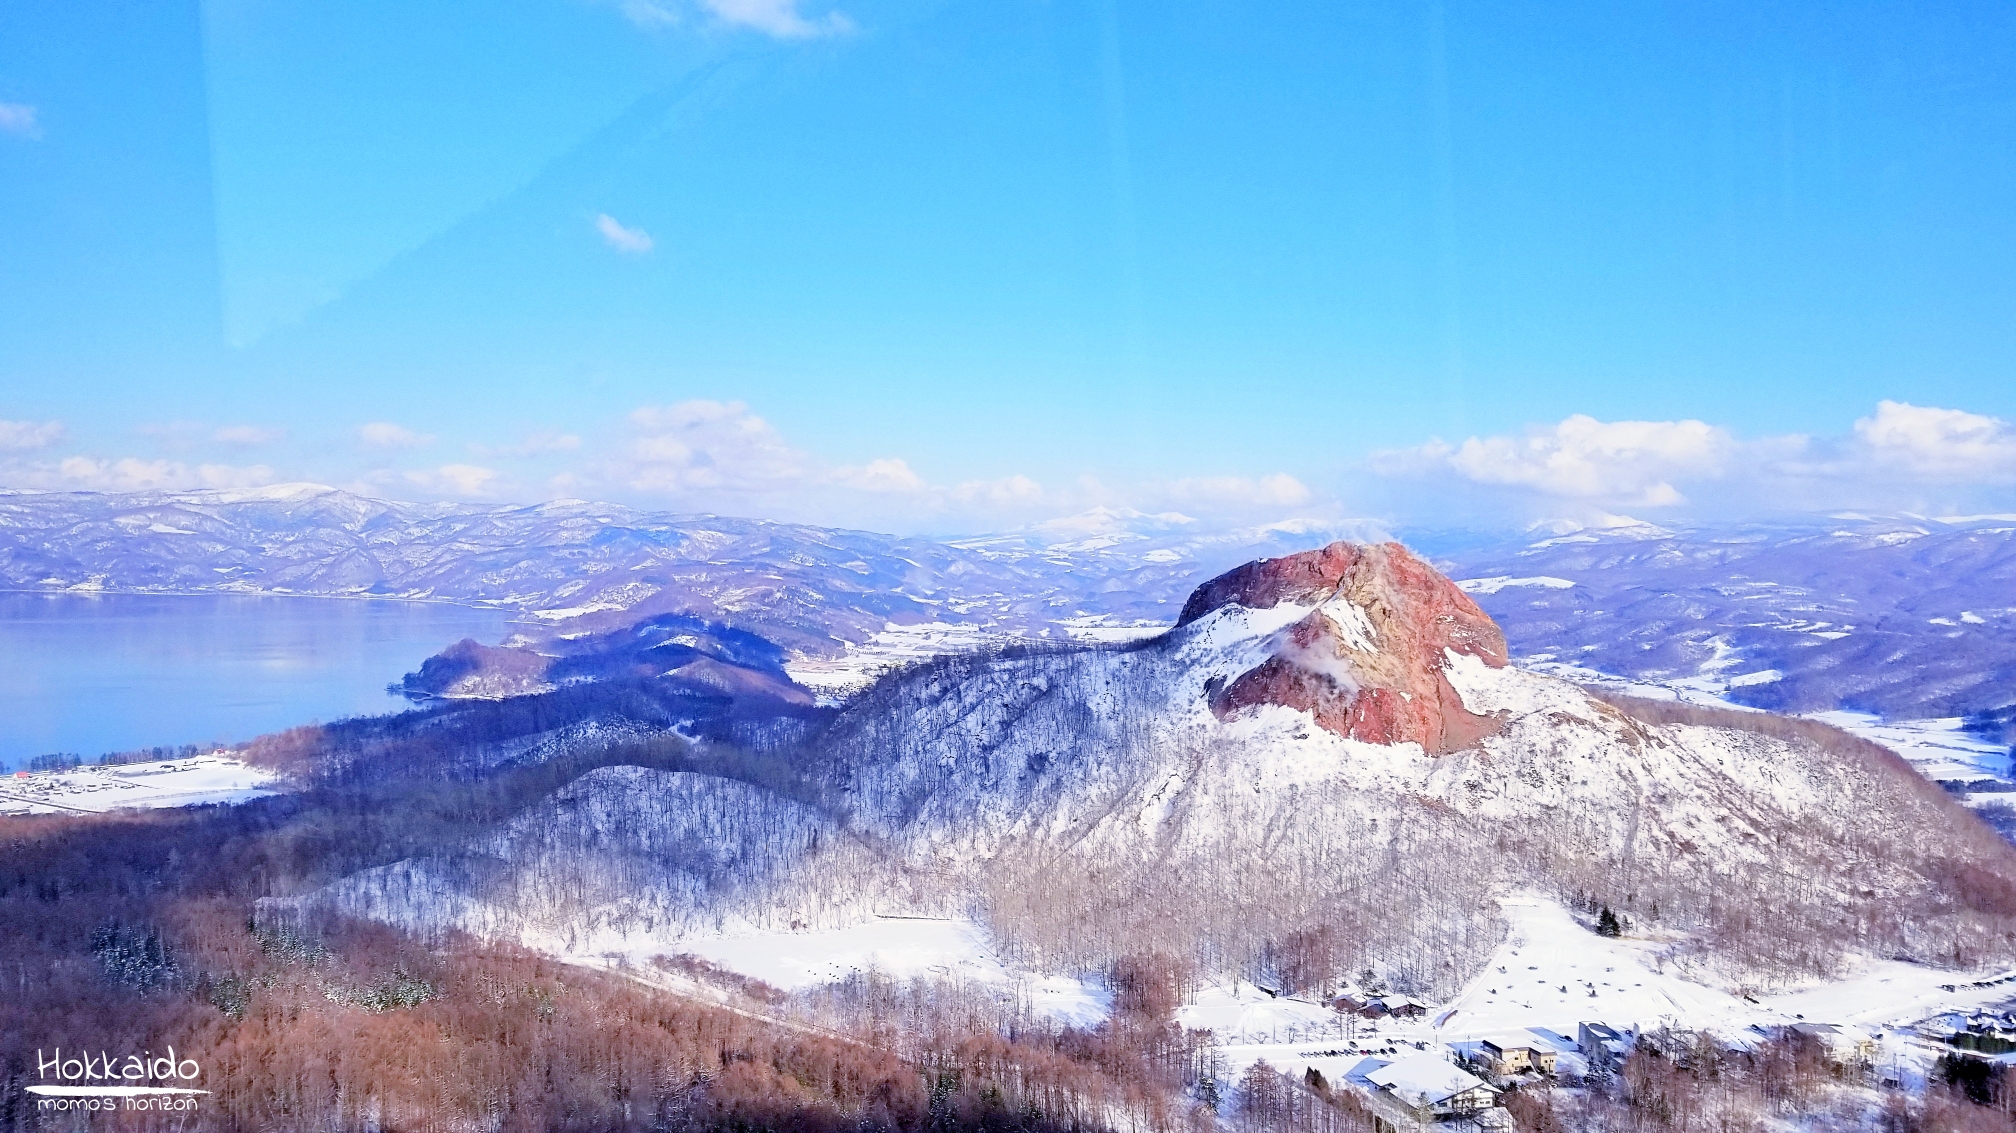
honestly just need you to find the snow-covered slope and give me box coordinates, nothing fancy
[266,766,912,954]
[265,540,2016,1000]
[812,542,2016,991]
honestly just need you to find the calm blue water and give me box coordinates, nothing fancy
[0,593,515,768]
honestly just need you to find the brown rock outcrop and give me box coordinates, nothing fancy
[1179,541,1508,754]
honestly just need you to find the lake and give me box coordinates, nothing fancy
[0,592,516,768]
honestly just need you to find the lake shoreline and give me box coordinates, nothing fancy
[0,593,515,769]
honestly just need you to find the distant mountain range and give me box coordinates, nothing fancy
[3,485,2012,727]
[1437,513,2016,726]
[0,485,1374,658]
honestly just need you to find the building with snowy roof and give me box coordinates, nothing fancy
[1479,1034,1557,1076]
[1579,1022,1628,1070]
[1381,995,1430,1019]
[1361,1052,1497,1120]
[1790,1023,1877,1065]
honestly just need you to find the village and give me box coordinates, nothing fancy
[1174,897,2016,1129]
[1186,978,2016,1131]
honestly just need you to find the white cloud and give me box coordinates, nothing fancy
[1164,473,1311,508]
[0,103,39,140]
[834,457,928,494]
[619,0,682,28]
[700,0,851,37]
[1383,414,1732,507]
[595,213,655,255]
[621,400,807,492]
[591,402,1323,529]
[212,424,287,447]
[1371,400,2016,520]
[1853,400,2016,480]
[617,0,848,37]
[57,457,179,491]
[44,457,273,492]
[406,463,501,497]
[358,422,435,449]
[0,419,63,450]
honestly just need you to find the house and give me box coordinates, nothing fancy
[1335,993,1431,1020]
[1579,1022,1629,1070]
[1791,1023,1877,1065]
[1941,1012,2016,1055]
[1383,996,1430,1020]
[1363,1053,1498,1121]
[1479,1036,1556,1076]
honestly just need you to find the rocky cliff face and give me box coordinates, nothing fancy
[1179,542,1506,754]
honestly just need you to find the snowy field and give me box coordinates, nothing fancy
[786,623,1025,701]
[1194,895,2016,1088]
[1806,711,2011,783]
[0,753,283,816]
[573,895,2016,1095]
[596,916,1112,1028]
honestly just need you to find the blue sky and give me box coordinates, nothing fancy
[3,0,2015,532]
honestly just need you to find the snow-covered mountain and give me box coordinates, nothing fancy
[281,541,2016,997]
[9,486,2014,730]
[1438,514,2016,725]
[395,613,813,704]
[0,486,1359,659]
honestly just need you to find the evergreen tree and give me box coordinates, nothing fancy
[1596,907,1623,937]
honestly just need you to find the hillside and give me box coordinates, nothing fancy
[285,541,2016,1000]
[810,542,2016,991]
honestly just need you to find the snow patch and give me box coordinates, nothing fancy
[1441,652,1589,719]
[664,918,1111,1028]
[1456,576,1576,595]
[1317,594,1379,653]
[1726,669,1783,688]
